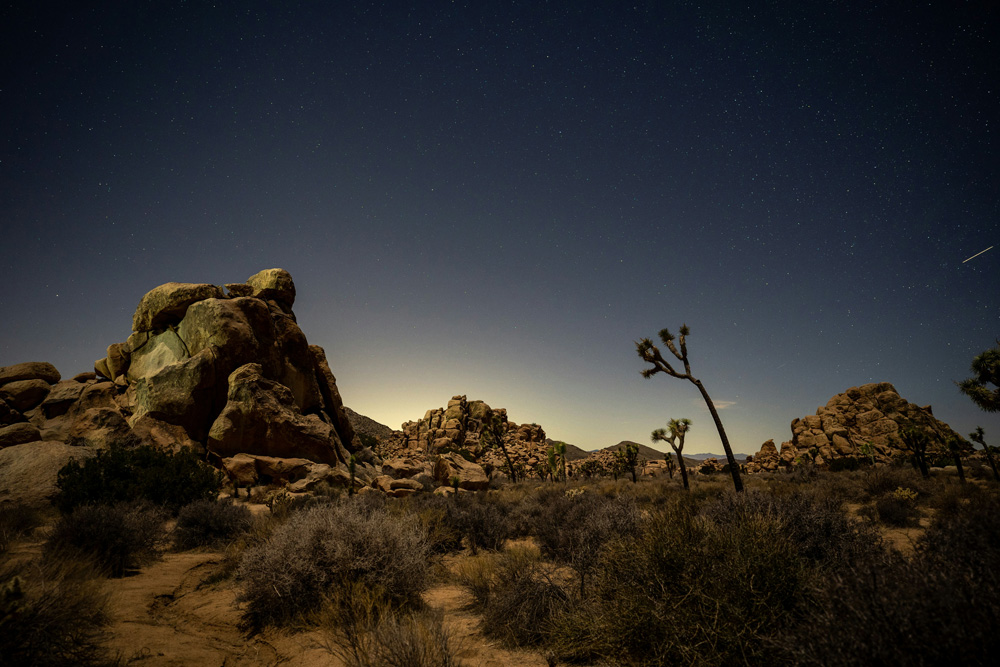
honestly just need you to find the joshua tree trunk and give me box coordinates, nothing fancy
[693,380,743,492]
[673,445,689,490]
[949,439,967,484]
[984,446,1000,482]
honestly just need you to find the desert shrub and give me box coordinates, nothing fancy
[54,443,222,515]
[549,494,816,665]
[173,499,253,550]
[450,495,510,553]
[0,501,42,554]
[236,499,429,631]
[45,502,166,577]
[860,465,913,498]
[0,557,118,666]
[533,492,639,595]
[455,544,566,647]
[704,491,885,567]
[869,488,919,527]
[777,494,1000,666]
[398,494,463,554]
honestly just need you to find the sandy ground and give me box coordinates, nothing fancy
[101,549,551,667]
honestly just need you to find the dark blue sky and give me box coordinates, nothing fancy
[2,1,997,452]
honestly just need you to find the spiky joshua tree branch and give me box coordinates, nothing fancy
[637,325,744,492]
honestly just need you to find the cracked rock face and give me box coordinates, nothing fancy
[748,382,968,471]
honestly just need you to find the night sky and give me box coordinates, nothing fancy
[2,1,997,454]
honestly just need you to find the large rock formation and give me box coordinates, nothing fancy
[0,269,365,504]
[747,382,968,471]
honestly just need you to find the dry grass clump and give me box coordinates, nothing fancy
[450,495,511,553]
[172,499,253,550]
[0,501,42,554]
[236,499,429,631]
[0,557,120,666]
[321,582,462,667]
[45,502,167,578]
[455,543,567,647]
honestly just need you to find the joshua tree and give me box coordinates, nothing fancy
[664,454,677,479]
[947,437,967,484]
[652,418,692,490]
[898,425,930,479]
[614,442,641,483]
[637,326,744,492]
[482,413,518,483]
[969,427,999,482]
[548,441,568,482]
[958,342,1000,412]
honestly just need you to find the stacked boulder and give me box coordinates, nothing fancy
[376,395,549,493]
[2,269,369,504]
[747,382,967,471]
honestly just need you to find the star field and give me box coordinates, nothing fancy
[2,1,997,452]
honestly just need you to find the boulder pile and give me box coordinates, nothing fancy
[1,269,372,504]
[373,395,551,494]
[747,382,968,472]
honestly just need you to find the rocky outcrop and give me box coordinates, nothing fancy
[749,382,968,469]
[0,269,364,504]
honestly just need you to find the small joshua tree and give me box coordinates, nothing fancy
[614,443,641,483]
[958,342,1000,412]
[636,326,744,492]
[664,454,677,479]
[547,442,567,482]
[969,427,999,482]
[898,425,930,479]
[482,413,518,483]
[652,418,692,490]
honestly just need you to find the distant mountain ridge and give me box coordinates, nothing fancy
[687,452,749,463]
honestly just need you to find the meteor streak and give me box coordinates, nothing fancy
[962,245,994,263]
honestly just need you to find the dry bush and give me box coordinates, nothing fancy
[0,557,119,666]
[236,499,429,631]
[45,502,166,577]
[397,494,463,554]
[322,584,463,667]
[451,495,510,553]
[861,465,916,498]
[777,491,1000,666]
[173,499,253,550]
[533,491,639,595]
[548,491,882,665]
[0,501,42,554]
[455,544,566,647]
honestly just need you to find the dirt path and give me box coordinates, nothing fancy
[424,582,550,667]
[104,552,331,666]
[102,550,550,666]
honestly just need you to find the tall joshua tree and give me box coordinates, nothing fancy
[652,417,692,490]
[482,413,518,483]
[637,326,744,492]
[958,342,1000,412]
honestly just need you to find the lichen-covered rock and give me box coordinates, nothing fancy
[131,282,225,332]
